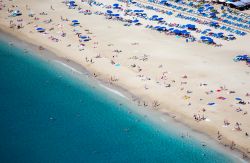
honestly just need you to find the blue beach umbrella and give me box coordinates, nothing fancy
[107,10,113,14]
[134,9,144,13]
[201,36,214,43]
[181,30,190,35]
[186,24,196,30]
[113,3,119,8]
[80,35,88,39]
[156,26,166,31]
[166,11,173,15]
[69,1,76,7]
[159,27,166,30]
[132,19,139,23]
[235,97,242,101]
[160,0,168,3]
[210,22,219,27]
[206,37,213,43]
[113,14,120,17]
[173,29,181,35]
[36,27,44,31]
[201,36,207,39]
[36,27,45,32]
[207,102,215,106]
[72,20,79,23]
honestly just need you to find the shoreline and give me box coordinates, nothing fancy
[0,0,249,160]
[0,27,248,162]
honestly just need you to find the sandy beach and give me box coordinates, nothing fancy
[0,0,250,159]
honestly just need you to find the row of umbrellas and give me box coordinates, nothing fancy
[153,26,191,35]
[36,19,80,32]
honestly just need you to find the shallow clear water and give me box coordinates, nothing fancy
[0,38,235,163]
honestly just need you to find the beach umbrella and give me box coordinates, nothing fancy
[69,1,76,7]
[72,20,79,26]
[132,19,139,23]
[160,0,168,4]
[113,3,119,7]
[218,32,224,36]
[186,24,196,30]
[72,20,79,23]
[210,13,216,17]
[181,30,190,35]
[152,15,158,18]
[201,36,207,40]
[156,26,166,31]
[210,22,219,27]
[214,34,219,38]
[107,10,113,14]
[80,35,88,39]
[173,29,181,35]
[36,27,45,32]
[36,27,44,30]
[134,10,144,13]
[206,37,213,43]
[207,102,215,106]
[113,14,120,17]
[207,37,214,43]
[201,36,214,43]
[159,27,166,30]
[160,0,168,3]
[235,97,242,101]
[166,11,173,15]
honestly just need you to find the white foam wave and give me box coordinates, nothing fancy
[54,61,82,74]
[99,84,128,99]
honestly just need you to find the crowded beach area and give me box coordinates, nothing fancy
[0,0,250,159]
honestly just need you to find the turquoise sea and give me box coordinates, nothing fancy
[0,36,238,163]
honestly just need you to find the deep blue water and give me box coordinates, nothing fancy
[0,38,236,163]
